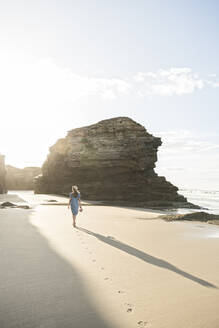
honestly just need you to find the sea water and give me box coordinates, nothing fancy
[179,188,219,215]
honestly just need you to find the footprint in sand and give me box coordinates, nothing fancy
[100,267,104,270]
[92,259,96,262]
[104,277,109,280]
[124,303,133,313]
[137,321,148,327]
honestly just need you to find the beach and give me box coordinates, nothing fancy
[1,191,219,328]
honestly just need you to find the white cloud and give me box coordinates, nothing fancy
[133,72,148,82]
[156,130,219,154]
[0,56,132,116]
[206,80,219,88]
[133,67,205,96]
[1,54,218,118]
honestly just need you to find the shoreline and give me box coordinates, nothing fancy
[2,190,219,225]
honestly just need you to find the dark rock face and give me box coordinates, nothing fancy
[161,212,219,225]
[6,166,41,190]
[0,154,7,194]
[0,201,30,209]
[34,117,196,208]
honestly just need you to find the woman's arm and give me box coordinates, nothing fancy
[78,195,82,209]
[68,195,71,209]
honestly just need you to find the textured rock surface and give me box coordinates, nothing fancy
[34,117,197,208]
[6,166,41,190]
[161,211,219,225]
[0,201,30,209]
[0,154,7,193]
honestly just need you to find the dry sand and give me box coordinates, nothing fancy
[0,191,219,328]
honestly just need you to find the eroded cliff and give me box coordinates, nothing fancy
[34,117,197,208]
[6,166,41,190]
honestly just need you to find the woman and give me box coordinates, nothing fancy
[68,185,82,228]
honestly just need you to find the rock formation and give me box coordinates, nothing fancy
[0,202,30,209]
[0,154,7,193]
[6,166,41,190]
[34,117,198,208]
[161,212,219,225]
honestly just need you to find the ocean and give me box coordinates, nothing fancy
[179,188,219,215]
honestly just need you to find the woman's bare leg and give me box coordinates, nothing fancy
[72,214,76,227]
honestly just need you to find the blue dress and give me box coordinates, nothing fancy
[69,192,80,215]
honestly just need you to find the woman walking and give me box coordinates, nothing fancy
[68,185,82,228]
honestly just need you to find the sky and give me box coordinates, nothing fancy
[0,0,219,190]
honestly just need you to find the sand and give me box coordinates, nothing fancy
[0,191,219,328]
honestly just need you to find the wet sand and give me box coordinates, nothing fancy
[0,191,219,328]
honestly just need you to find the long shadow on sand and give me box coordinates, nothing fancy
[0,206,113,328]
[78,227,217,289]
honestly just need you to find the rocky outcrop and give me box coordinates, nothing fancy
[0,154,7,193]
[34,117,198,208]
[6,166,41,190]
[161,212,219,225]
[0,202,30,209]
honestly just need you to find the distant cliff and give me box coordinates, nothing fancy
[0,154,7,193]
[6,166,41,190]
[34,117,198,208]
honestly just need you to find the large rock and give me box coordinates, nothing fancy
[34,117,198,208]
[0,154,7,193]
[0,201,30,209]
[161,212,219,225]
[6,166,41,190]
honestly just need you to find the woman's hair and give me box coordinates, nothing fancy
[72,185,79,198]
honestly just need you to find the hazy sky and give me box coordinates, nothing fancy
[0,0,219,190]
